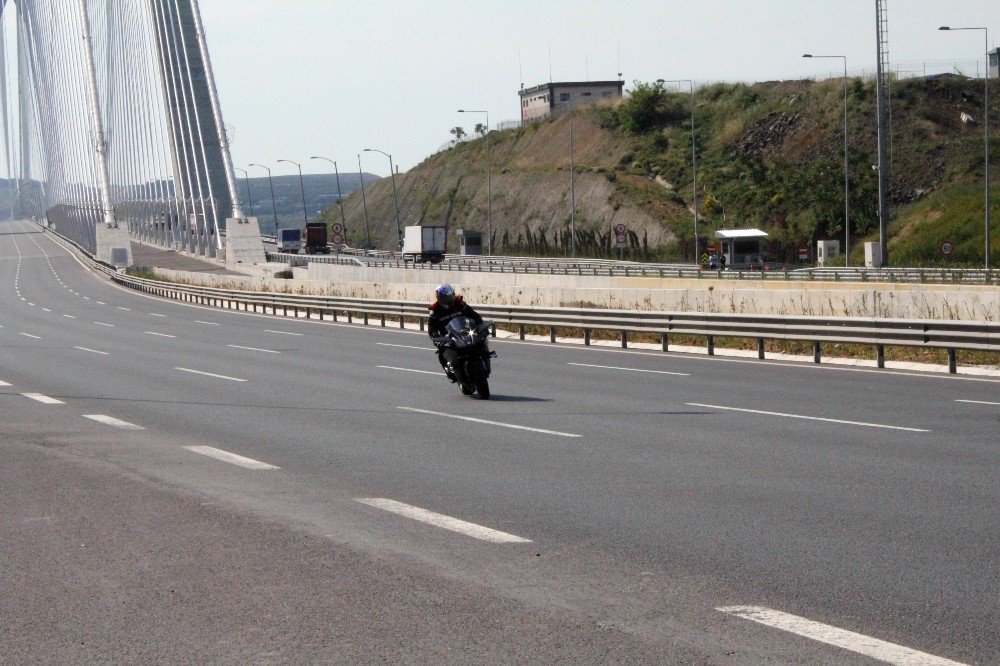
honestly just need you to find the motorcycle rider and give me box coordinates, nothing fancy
[428,283,483,382]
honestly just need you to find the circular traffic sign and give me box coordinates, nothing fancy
[331,222,345,234]
[613,223,626,234]
[940,240,954,257]
[331,233,345,245]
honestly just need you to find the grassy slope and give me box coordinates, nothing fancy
[320,76,997,266]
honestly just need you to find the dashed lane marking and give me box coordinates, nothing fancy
[568,362,690,377]
[174,367,247,382]
[148,313,166,317]
[398,406,581,438]
[62,314,76,319]
[117,306,130,311]
[18,332,41,339]
[183,446,278,470]
[0,380,11,387]
[716,606,965,665]
[687,403,930,433]
[74,346,110,355]
[377,365,438,375]
[264,329,303,336]
[145,331,176,338]
[194,320,219,326]
[356,498,531,544]
[954,399,1000,406]
[376,342,430,351]
[21,393,64,405]
[83,414,144,430]
[227,344,281,354]
[94,322,115,327]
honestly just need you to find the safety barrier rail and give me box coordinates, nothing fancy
[38,224,999,374]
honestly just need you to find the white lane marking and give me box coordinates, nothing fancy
[183,446,278,470]
[83,414,144,430]
[62,314,76,319]
[377,365,438,375]
[174,367,247,382]
[117,306,130,311]
[97,301,106,305]
[568,362,690,377]
[227,344,281,354]
[42,308,51,312]
[148,313,166,317]
[74,346,109,355]
[398,406,581,438]
[82,296,90,300]
[264,329,303,336]
[716,606,965,666]
[356,498,531,544]
[687,403,930,433]
[955,399,1000,406]
[18,332,41,339]
[94,322,115,327]
[145,331,176,338]
[194,320,219,326]
[0,380,11,387]
[28,302,34,306]
[21,393,64,405]
[377,342,429,351]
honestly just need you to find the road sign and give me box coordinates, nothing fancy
[798,246,809,260]
[615,233,628,249]
[940,240,954,257]
[613,223,626,234]
[331,222,345,234]
[331,233,345,245]
[707,242,720,252]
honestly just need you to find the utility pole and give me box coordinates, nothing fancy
[875,0,890,267]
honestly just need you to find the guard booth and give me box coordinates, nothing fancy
[715,228,768,269]
[456,228,483,255]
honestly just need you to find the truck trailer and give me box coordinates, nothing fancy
[401,225,447,263]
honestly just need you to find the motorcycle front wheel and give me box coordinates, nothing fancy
[475,377,490,400]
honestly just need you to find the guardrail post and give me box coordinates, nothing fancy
[876,344,885,368]
[549,326,556,343]
[519,324,525,340]
[757,338,765,359]
[399,315,405,329]
[306,307,312,319]
[813,341,821,364]
[584,329,591,346]
[707,335,715,355]
[333,310,338,322]
[621,330,628,348]
[948,349,957,374]
[364,313,369,325]
[661,333,668,352]
[319,309,324,321]
[419,316,424,331]
[348,311,353,323]
[490,323,497,337]
[380,314,386,327]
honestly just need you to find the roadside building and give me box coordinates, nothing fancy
[990,48,998,80]
[519,80,625,123]
[715,228,769,268]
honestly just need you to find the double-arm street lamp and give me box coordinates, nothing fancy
[277,159,309,226]
[248,163,279,232]
[234,167,255,217]
[940,26,991,269]
[363,148,403,249]
[659,79,699,263]
[310,156,348,242]
[802,54,851,265]
[458,109,492,254]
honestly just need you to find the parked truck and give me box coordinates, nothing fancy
[277,227,303,254]
[304,222,330,254]
[401,225,447,263]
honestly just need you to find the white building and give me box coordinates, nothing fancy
[519,80,625,123]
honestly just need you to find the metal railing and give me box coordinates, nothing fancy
[38,224,998,375]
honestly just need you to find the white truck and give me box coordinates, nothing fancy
[277,227,303,254]
[401,225,447,263]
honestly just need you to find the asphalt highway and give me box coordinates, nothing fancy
[1,219,997,664]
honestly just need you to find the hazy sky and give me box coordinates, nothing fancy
[200,1,999,178]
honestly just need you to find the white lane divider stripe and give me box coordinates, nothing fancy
[568,362,690,377]
[377,365,438,375]
[174,367,247,382]
[954,399,1000,406]
[194,320,219,326]
[398,406,581,438]
[74,346,109,355]
[376,342,429,351]
[356,498,531,544]
[183,446,278,470]
[83,414,144,430]
[117,306,130,311]
[42,308,51,312]
[687,403,929,433]
[148,313,166,317]
[145,331,176,338]
[62,314,76,319]
[264,329,303,336]
[227,344,281,354]
[0,380,11,387]
[21,393,64,405]
[716,606,965,665]
[19,332,41,339]
[94,322,115,327]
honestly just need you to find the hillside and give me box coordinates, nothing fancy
[321,75,998,266]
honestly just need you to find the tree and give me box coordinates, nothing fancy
[449,126,467,140]
[474,123,487,137]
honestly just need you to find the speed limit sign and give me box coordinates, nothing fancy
[331,222,345,234]
[331,232,345,245]
[613,223,626,234]
[940,240,954,257]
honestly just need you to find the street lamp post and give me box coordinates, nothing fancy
[803,54,850,265]
[659,79,699,264]
[248,163,279,232]
[310,156,348,242]
[940,26,991,269]
[363,148,403,249]
[458,109,492,254]
[358,154,372,250]
[234,167,255,217]
[277,159,309,226]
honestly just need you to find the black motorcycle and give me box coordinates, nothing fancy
[434,316,496,399]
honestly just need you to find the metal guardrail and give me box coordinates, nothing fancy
[39,225,998,375]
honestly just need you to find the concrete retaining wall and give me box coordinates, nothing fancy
[148,263,1000,321]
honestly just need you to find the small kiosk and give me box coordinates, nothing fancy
[456,228,483,255]
[715,228,768,269]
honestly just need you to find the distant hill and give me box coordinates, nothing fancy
[315,76,997,266]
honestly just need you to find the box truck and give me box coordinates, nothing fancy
[401,225,447,263]
[304,222,330,254]
[277,227,303,253]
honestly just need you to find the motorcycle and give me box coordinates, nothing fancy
[434,316,496,399]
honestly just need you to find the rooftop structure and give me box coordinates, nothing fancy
[518,80,624,123]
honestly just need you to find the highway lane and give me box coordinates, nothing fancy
[2,219,998,663]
